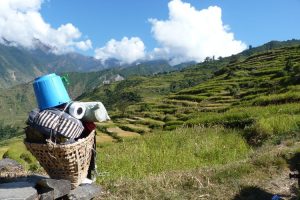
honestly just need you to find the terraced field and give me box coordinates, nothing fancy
[87,45,300,135]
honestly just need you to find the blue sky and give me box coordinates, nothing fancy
[41,0,300,50]
[0,0,299,64]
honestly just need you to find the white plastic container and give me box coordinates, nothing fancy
[81,102,110,122]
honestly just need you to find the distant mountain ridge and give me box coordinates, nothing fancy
[1,39,299,88]
[0,43,101,87]
[0,43,177,88]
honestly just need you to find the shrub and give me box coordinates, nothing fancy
[226,84,240,97]
[252,92,300,106]
[143,112,165,121]
[0,122,20,142]
[2,150,10,159]
[163,115,177,122]
[164,120,184,127]
[149,124,162,129]
[272,70,287,78]
[252,154,287,170]
[96,126,109,134]
[293,65,300,74]
[162,108,177,114]
[140,103,151,112]
[135,118,164,129]
[186,112,254,129]
[172,95,206,102]
[20,153,33,164]
[244,114,300,146]
[214,67,230,76]
[118,125,146,134]
[29,163,39,172]
[244,121,272,146]
[284,58,293,72]
[164,125,178,131]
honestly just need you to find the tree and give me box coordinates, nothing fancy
[0,121,19,141]
[284,58,293,72]
[115,92,142,115]
[229,55,239,64]
[293,65,300,74]
[103,80,142,115]
[204,57,210,62]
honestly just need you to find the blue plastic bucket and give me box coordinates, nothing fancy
[33,73,71,110]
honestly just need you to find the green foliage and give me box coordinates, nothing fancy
[212,164,254,184]
[293,65,300,74]
[133,118,164,129]
[272,70,287,78]
[171,94,206,102]
[20,152,33,164]
[244,114,300,146]
[1,138,37,171]
[226,84,240,96]
[97,80,143,114]
[164,120,184,127]
[0,122,20,141]
[97,127,250,182]
[169,79,204,92]
[116,92,142,115]
[284,58,294,72]
[139,103,151,112]
[252,92,300,106]
[118,124,148,134]
[28,163,40,172]
[186,112,255,129]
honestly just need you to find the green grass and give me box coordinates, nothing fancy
[186,111,255,129]
[0,136,39,171]
[170,94,207,102]
[118,124,150,134]
[97,126,250,182]
[98,136,300,200]
[252,92,300,106]
[130,117,165,129]
[244,114,300,146]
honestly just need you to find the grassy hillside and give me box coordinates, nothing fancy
[79,44,300,198]
[80,45,300,135]
[1,41,300,199]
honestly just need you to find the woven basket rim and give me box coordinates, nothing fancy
[24,130,95,148]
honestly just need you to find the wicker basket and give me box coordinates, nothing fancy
[24,131,95,188]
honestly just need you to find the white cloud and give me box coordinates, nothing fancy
[75,39,92,51]
[0,0,92,53]
[94,37,145,64]
[149,0,247,65]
